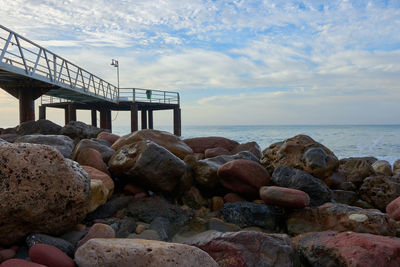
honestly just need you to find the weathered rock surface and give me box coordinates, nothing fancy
[82,165,114,199]
[394,159,400,172]
[339,157,375,185]
[218,159,270,197]
[184,230,293,267]
[261,135,339,180]
[75,238,219,267]
[204,147,231,158]
[272,166,332,206]
[292,231,400,267]
[97,131,120,145]
[0,143,90,245]
[109,140,186,193]
[14,134,74,158]
[72,138,115,162]
[111,129,193,159]
[89,179,109,213]
[76,148,109,174]
[184,136,239,153]
[287,202,398,236]
[26,233,75,257]
[15,119,62,135]
[331,190,358,205]
[231,141,263,159]
[60,121,104,140]
[359,176,400,210]
[372,160,392,176]
[260,186,310,208]
[386,196,400,221]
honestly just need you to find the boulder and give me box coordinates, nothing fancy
[88,179,109,213]
[82,166,114,199]
[59,121,104,141]
[109,140,186,193]
[75,148,109,174]
[286,202,398,236]
[76,223,115,248]
[221,202,284,231]
[75,238,218,267]
[14,135,74,158]
[184,136,239,153]
[181,186,207,209]
[0,137,7,143]
[339,157,375,185]
[0,143,90,246]
[97,131,120,145]
[111,129,193,159]
[386,196,400,220]
[29,243,75,267]
[394,159,400,172]
[272,166,332,206]
[15,119,62,135]
[261,135,339,180]
[359,176,400,210]
[260,186,310,209]
[331,190,357,205]
[0,134,19,143]
[292,231,400,267]
[231,141,262,159]
[26,233,75,257]
[72,138,115,162]
[184,230,293,267]
[372,160,392,176]
[204,147,231,158]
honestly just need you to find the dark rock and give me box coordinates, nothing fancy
[359,175,400,210]
[339,157,375,185]
[16,119,62,135]
[60,121,104,141]
[332,190,357,205]
[183,136,239,153]
[0,134,19,143]
[272,166,332,206]
[26,233,75,257]
[181,186,207,209]
[59,230,87,247]
[15,135,74,158]
[231,141,263,159]
[85,196,132,221]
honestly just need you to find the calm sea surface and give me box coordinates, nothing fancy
[113,125,400,165]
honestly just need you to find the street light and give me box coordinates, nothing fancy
[111,59,119,89]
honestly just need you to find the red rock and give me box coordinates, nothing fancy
[29,243,75,267]
[1,259,47,267]
[97,131,120,145]
[0,249,16,261]
[223,193,245,203]
[218,159,270,197]
[76,223,115,248]
[386,196,400,220]
[184,137,239,153]
[260,186,310,208]
[292,231,400,266]
[82,165,114,198]
[75,148,109,174]
[204,147,231,158]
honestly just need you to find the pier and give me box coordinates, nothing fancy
[0,25,181,136]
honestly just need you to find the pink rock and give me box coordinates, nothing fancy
[97,131,120,145]
[29,243,75,267]
[76,223,115,248]
[82,165,114,198]
[218,159,270,197]
[204,147,232,158]
[1,259,47,267]
[386,196,400,220]
[184,137,239,153]
[75,148,109,175]
[260,186,310,208]
[0,249,16,261]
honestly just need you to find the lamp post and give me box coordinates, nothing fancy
[111,59,119,89]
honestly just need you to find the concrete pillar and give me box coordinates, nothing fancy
[130,103,138,132]
[39,105,46,120]
[100,108,112,130]
[141,108,147,129]
[64,106,69,125]
[173,107,181,136]
[148,109,153,130]
[91,109,97,127]
[18,89,35,123]
[68,103,77,122]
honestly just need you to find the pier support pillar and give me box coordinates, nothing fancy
[141,108,147,129]
[39,105,46,120]
[130,103,138,132]
[19,89,35,123]
[91,109,97,127]
[148,109,153,130]
[173,107,181,136]
[100,108,112,131]
[68,103,77,122]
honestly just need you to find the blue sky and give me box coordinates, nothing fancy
[0,0,399,127]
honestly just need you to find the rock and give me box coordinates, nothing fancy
[338,181,357,191]
[88,179,109,213]
[292,231,400,267]
[85,196,132,221]
[339,157,375,185]
[261,135,339,180]
[60,121,104,141]
[82,166,114,199]
[0,134,19,143]
[184,136,239,153]
[75,148,109,174]
[1,259,46,267]
[14,134,74,158]
[218,159,270,197]
[221,202,284,231]
[372,160,392,176]
[75,238,218,267]
[359,176,400,210]
[181,186,207,209]
[394,159,400,172]
[111,129,193,159]
[0,249,16,261]
[72,138,115,162]
[128,229,161,240]
[0,143,90,246]
[332,190,358,205]
[0,138,6,144]
[109,140,186,193]
[15,119,62,135]
[184,231,293,267]
[26,233,75,257]
[286,202,398,236]
[260,186,310,209]
[211,196,224,211]
[29,243,75,267]
[386,196,400,220]
[113,217,137,238]
[204,147,231,158]
[224,192,245,203]
[231,141,263,159]
[60,230,87,247]
[272,166,332,206]
[76,223,115,248]
[353,199,375,209]
[97,131,120,145]
[206,218,241,232]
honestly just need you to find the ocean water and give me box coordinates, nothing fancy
[113,125,400,165]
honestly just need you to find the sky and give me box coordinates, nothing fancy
[0,0,399,128]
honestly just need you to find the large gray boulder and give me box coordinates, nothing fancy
[15,134,74,158]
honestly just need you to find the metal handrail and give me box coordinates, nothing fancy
[0,24,118,102]
[119,88,180,105]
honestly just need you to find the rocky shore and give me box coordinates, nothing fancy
[1,119,400,266]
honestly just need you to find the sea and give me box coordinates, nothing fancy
[113,125,400,165]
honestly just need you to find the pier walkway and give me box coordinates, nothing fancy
[0,25,181,135]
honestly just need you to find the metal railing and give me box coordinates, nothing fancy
[119,88,180,105]
[0,25,118,102]
[40,95,71,105]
